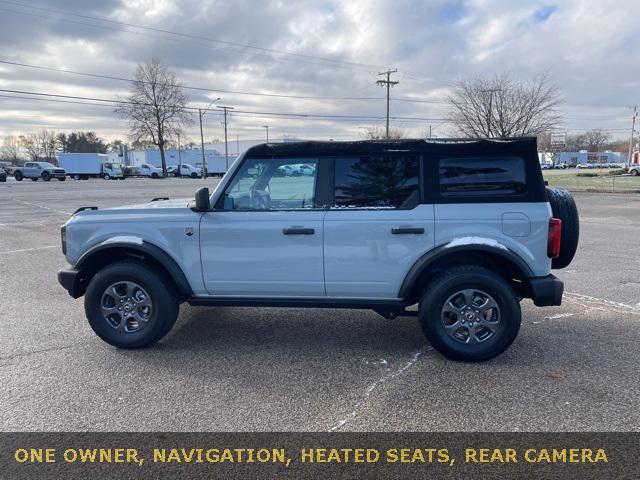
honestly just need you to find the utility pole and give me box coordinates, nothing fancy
[628,105,637,167]
[217,105,234,172]
[481,88,501,137]
[198,97,221,178]
[377,69,398,139]
[262,125,269,143]
[177,131,182,179]
[198,109,206,178]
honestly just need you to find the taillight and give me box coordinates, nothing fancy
[61,225,67,255]
[547,218,561,258]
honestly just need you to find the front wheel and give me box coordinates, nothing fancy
[418,266,521,362]
[190,172,198,178]
[103,174,111,180]
[42,171,51,181]
[84,261,180,349]
[14,171,22,181]
[631,169,639,176]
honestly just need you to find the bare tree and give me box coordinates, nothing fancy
[37,129,59,162]
[1,136,21,163]
[578,129,611,152]
[361,125,407,140]
[115,58,193,175]
[19,133,40,160]
[447,73,562,138]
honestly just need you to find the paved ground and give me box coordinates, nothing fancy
[1,179,639,431]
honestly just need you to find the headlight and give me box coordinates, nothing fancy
[61,225,67,255]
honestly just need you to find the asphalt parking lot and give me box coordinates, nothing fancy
[1,178,639,431]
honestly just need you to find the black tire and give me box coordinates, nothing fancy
[103,174,111,180]
[0,176,5,182]
[546,187,579,269]
[14,171,23,181]
[418,266,521,362]
[151,172,158,179]
[73,174,81,180]
[84,261,180,349]
[631,169,639,176]
[42,171,51,181]
[190,172,198,178]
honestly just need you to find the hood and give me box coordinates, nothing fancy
[109,197,192,210]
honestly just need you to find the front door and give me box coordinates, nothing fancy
[200,157,326,297]
[323,155,435,299]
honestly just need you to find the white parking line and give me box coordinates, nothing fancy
[0,245,58,255]
[11,199,72,215]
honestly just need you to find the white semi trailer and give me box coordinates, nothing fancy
[59,153,125,180]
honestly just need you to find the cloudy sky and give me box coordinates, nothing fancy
[0,0,638,144]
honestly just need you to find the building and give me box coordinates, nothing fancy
[539,151,626,166]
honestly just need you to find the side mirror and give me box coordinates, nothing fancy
[194,187,210,211]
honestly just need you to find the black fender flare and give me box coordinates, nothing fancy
[76,240,192,297]
[398,242,534,300]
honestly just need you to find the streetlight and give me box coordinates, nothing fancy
[262,125,269,143]
[199,97,221,178]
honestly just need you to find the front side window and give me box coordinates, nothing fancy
[334,156,420,209]
[223,157,318,210]
[439,156,526,196]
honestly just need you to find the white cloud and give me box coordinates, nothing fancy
[0,0,638,141]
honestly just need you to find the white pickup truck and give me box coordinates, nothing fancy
[13,162,66,181]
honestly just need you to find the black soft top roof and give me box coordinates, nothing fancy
[244,137,538,158]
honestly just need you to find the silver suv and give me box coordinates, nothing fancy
[58,138,579,361]
[14,162,66,181]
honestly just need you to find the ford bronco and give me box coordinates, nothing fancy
[58,138,579,361]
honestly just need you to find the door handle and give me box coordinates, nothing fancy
[283,227,315,235]
[391,227,424,234]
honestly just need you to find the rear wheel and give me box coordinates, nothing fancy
[418,266,521,362]
[73,174,81,180]
[84,261,180,348]
[14,171,22,181]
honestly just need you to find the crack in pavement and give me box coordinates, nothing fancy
[328,347,433,432]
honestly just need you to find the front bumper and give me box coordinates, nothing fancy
[530,274,564,306]
[57,267,87,299]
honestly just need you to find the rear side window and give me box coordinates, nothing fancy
[334,156,420,208]
[439,156,526,196]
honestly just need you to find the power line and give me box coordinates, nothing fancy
[0,0,383,73]
[0,59,450,105]
[0,89,450,123]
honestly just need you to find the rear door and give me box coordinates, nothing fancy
[199,156,326,296]
[323,155,434,299]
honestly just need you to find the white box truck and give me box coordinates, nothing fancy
[59,153,125,180]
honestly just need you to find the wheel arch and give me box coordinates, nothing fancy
[399,243,534,305]
[75,241,192,300]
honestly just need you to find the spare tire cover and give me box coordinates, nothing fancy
[546,187,579,269]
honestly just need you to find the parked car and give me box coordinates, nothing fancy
[13,162,66,181]
[57,138,579,362]
[138,163,164,178]
[629,165,640,176]
[168,164,202,178]
[0,168,6,182]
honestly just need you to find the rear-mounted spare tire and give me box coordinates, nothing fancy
[546,187,579,269]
